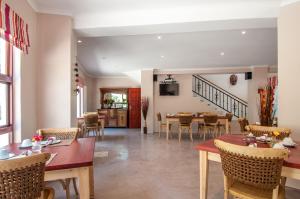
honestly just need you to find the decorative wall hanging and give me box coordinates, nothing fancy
[229,74,238,85]
[73,63,80,95]
[0,1,30,53]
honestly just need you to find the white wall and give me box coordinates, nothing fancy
[36,14,73,129]
[91,76,140,110]
[154,74,238,132]
[278,2,300,189]
[6,0,38,141]
[247,66,269,123]
[278,2,300,139]
[141,70,154,133]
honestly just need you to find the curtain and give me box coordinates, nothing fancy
[0,0,30,53]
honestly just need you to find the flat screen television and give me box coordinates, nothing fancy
[159,83,179,96]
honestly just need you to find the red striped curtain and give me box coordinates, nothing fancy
[0,0,30,53]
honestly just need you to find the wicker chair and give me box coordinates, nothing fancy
[37,128,79,199]
[157,112,171,138]
[215,140,288,199]
[177,112,193,115]
[218,113,233,135]
[0,153,54,199]
[238,117,249,133]
[245,125,291,140]
[84,113,101,138]
[178,115,193,142]
[38,128,79,141]
[203,114,219,140]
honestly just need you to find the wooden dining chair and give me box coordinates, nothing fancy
[84,113,101,139]
[0,153,54,199]
[157,112,171,138]
[215,139,288,199]
[218,112,233,135]
[178,115,193,142]
[197,112,212,135]
[238,117,249,134]
[203,114,219,140]
[37,128,79,199]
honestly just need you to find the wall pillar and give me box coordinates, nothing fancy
[247,66,268,124]
[141,69,154,134]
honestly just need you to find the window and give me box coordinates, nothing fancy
[0,38,13,146]
[76,86,84,117]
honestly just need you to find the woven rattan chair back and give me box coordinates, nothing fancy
[246,125,291,140]
[38,128,79,140]
[204,114,218,124]
[177,112,192,115]
[0,153,50,199]
[178,115,193,126]
[215,140,288,190]
[225,113,233,122]
[157,113,162,122]
[84,114,98,127]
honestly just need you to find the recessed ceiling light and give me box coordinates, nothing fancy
[77,40,82,43]
[220,52,225,56]
[160,55,165,58]
[241,30,247,35]
[157,36,162,40]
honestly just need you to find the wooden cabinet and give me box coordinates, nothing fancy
[97,109,128,128]
[117,110,127,127]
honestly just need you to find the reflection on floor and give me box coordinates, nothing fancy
[51,128,300,199]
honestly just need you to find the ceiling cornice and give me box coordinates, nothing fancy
[281,0,300,6]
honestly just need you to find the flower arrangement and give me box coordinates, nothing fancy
[141,96,149,134]
[257,76,277,126]
[273,131,280,138]
[32,135,43,142]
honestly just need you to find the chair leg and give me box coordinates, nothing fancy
[203,126,206,141]
[59,179,71,199]
[72,178,79,196]
[189,127,193,142]
[159,125,161,137]
[223,175,229,199]
[272,185,279,199]
[179,127,182,142]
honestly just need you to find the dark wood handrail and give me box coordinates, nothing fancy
[193,75,247,105]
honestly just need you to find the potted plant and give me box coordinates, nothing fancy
[141,97,149,134]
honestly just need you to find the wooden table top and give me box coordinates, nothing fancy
[195,135,300,169]
[5,138,96,171]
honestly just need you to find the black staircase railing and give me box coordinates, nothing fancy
[192,75,248,118]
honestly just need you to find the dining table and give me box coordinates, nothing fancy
[165,115,229,140]
[5,137,96,199]
[195,134,300,199]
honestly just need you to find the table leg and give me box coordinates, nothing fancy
[89,166,94,198]
[166,120,170,141]
[199,151,208,199]
[225,119,229,134]
[78,166,91,199]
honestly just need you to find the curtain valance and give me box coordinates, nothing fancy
[0,0,30,53]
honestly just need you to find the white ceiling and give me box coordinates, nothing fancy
[28,0,283,37]
[77,28,277,76]
[27,0,288,76]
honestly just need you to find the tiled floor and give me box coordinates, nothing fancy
[52,126,300,199]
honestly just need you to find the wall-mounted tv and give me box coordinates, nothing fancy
[159,83,179,96]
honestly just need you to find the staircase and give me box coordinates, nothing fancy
[192,75,248,118]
